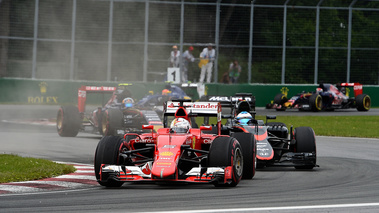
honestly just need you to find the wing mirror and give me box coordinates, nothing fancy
[200,126,212,131]
[142,125,154,130]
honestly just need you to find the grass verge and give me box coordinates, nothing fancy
[0,154,76,183]
[200,115,379,139]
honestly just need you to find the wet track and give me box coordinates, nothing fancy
[1,105,379,212]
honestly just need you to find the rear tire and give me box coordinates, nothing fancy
[208,137,243,187]
[356,94,371,111]
[309,94,322,112]
[231,132,256,179]
[102,108,123,136]
[274,93,288,111]
[294,127,316,170]
[94,136,124,187]
[56,105,81,137]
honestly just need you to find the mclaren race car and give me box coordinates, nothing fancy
[56,84,163,137]
[211,93,317,169]
[94,100,255,187]
[267,83,371,112]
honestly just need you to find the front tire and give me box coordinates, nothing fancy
[231,132,256,179]
[94,136,124,187]
[294,127,316,170]
[208,137,243,187]
[56,105,81,137]
[309,94,322,112]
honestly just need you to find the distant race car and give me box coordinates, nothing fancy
[267,83,371,112]
[135,84,191,116]
[94,99,255,187]
[56,84,163,137]
[211,93,317,169]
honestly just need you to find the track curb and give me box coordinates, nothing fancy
[0,163,97,195]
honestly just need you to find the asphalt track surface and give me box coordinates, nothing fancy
[1,105,379,212]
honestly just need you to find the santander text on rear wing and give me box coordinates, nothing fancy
[164,101,221,119]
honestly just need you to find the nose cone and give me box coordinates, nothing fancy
[151,162,177,179]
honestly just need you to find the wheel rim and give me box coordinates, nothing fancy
[234,147,243,176]
[364,97,371,109]
[57,111,63,130]
[102,114,108,134]
[316,96,322,110]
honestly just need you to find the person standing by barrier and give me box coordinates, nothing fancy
[228,59,241,84]
[170,45,180,68]
[199,44,215,83]
[181,46,195,83]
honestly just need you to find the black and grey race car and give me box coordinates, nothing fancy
[209,93,318,169]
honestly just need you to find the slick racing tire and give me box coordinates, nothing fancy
[56,105,81,137]
[102,108,123,136]
[356,94,371,111]
[294,126,316,170]
[309,93,322,112]
[208,137,243,187]
[94,136,124,187]
[231,132,256,179]
[274,93,288,111]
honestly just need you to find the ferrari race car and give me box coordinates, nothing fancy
[267,83,371,112]
[56,85,163,137]
[211,93,317,169]
[94,99,256,187]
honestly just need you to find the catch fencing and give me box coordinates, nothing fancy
[0,0,379,84]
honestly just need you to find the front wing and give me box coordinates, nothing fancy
[99,165,234,184]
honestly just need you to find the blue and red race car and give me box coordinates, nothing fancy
[267,83,371,112]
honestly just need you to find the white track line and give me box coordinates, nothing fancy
[142,202,379,213]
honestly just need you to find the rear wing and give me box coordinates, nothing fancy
[164,101,221,118]
[208,93,256,117]
[338,83,363,97]
[208,93,255,107]
[78,85,117,113]
[163,100,222,134]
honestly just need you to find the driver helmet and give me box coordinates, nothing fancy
[236,111,252,126]
[122,98,134,108]
[170,118,191,133]
[316,88,323,93]
[162,89,171,96]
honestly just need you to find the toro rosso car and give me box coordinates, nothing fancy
[94,100,255,187]
[56,84,163,137]
[213,93,317,169]
[268,83,371,112]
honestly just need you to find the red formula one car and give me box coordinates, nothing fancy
[267,83,371,112]
[57,84,163,137]
[94,100,254,187]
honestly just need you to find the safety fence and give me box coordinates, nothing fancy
[0,0,379,85]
